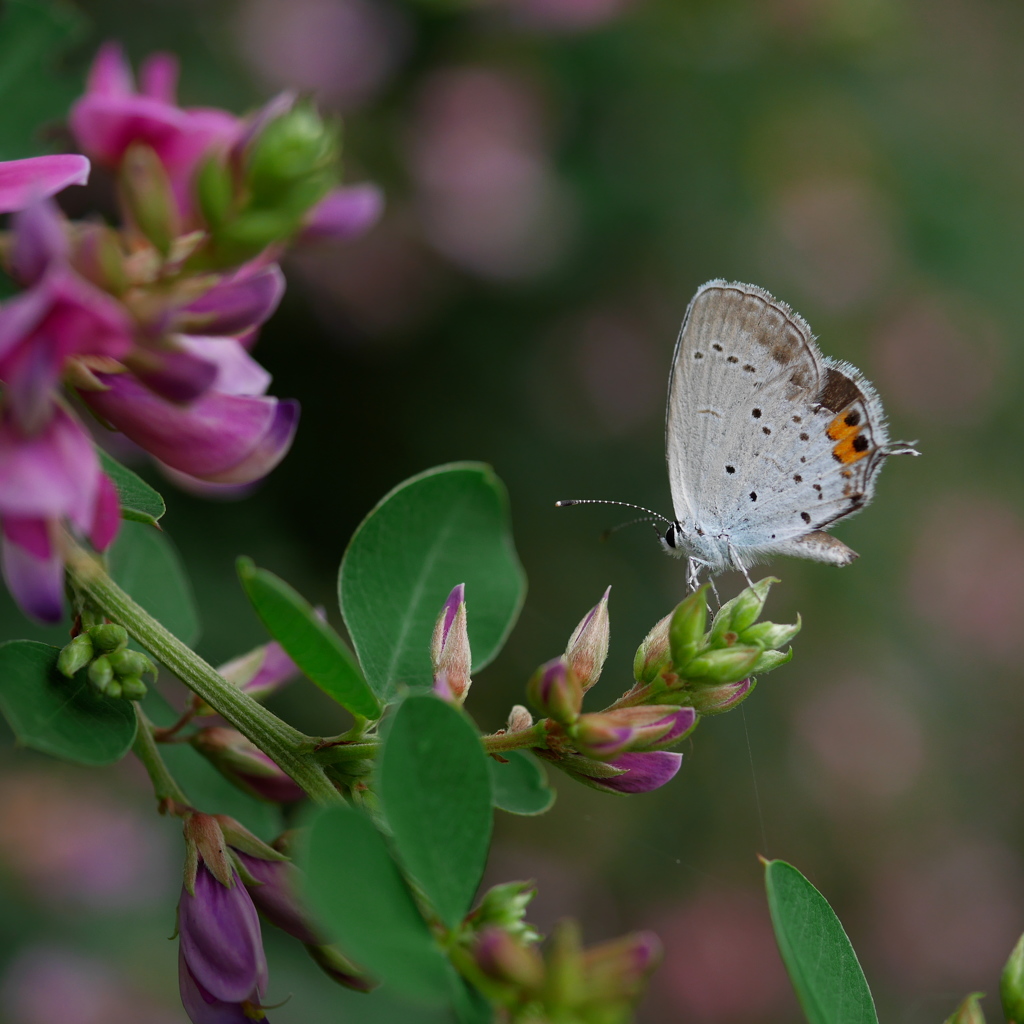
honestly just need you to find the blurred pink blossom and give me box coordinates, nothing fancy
[652,888,794,1022]
[410,68,574,280]
[873,294,1002,425]
[236,0,408,111]
[908,494,1024,662]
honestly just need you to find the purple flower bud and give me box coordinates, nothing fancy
[687,677,755,716]
[572,705,693,760]
[582,930,662,1001]
[10,199,69,286]
[527,657,583,725]
[216,640,301,704]
[572,715,636,760]
[192,727,306,804]
[431,583,472,703]
[549,749,683,795]
[565,586,610,691]
[178,265,285,337]
[236,852,320,944]
[177,863,268,1022]
[301,184,384,242]
[128,345,220,403]
[0,154,90,214]
[474,927,545,990]
[82,372,299,484]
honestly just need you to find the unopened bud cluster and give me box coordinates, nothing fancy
[58,623,155,700]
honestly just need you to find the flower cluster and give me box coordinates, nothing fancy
[0,44,381,623]
[177,813,371,1023]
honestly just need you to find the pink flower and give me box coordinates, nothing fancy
[82,371,298,485]
[0,155,90,214]
[301,184,384,242]
[69,43,240,218]
[0,405,119,622]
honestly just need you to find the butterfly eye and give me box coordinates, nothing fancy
[663,526,678,548]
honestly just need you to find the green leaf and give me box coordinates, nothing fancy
[339,463,526,699]
[0,641,136,765]
[108,521,201,646]
[236,558,380,719]
[378,694,493,929]
[142,690,281,841]
[99,450,166,526]
[0,0,86,159]
[764,859,878,1024]
[303,805,451,1003]
[490,750,555,816]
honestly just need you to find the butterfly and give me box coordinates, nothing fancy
[559,280,918,582]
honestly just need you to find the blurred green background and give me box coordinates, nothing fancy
[2,0,1024,1020]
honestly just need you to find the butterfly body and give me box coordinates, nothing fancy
[661,280,894,575]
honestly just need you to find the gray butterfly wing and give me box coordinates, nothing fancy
[665,280,889,566]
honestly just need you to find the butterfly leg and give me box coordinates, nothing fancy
[727,542,754,587]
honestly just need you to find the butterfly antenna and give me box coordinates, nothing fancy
[555,498,673,526]
[600,515,660,542]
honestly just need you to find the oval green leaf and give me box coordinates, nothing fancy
[236,558,381,719]
[490,750,556,816]
[98,450,166,525]
[764,859,878,1024]
[108,521,200,646]
[303,805,451,1003]
[339,463,526,699]
[378,694,493,929]
[0,641,137,765]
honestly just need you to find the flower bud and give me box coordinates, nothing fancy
[682,645,762,685]
[431,583,472,704]
[582,930,662,1002]
[87,655,113,693]
[468,881,539,942]
[108,648,156,679]
[507,704,533,732]
[944,993,986,1024]
[305,943,376,993]
[474,927,545,992]
[119,142,180,254]
[1002,932,1024,1024]
[119,676,148,701]
[195,153,235,230]
[633,612,673,685]
[572,706,685,760]
[88,623,128,653]
[565,587,610,691]
[749,648,793,675]
[527,657,583,725]
[58,633,94,678]
[687,677,756,716]
[709,577,778,642]
[105,678,122,699]
[669,586,709,669]
[192,727,306,803]
[738,616,802,649]
[545,919,585,1007]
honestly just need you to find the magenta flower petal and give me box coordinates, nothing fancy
[86,42,134,96]
[140,52,179,103]
[178,866,267,1004]
[83,373,298,484]
[0,155,90,213]
[0,406,99,522]
[1,517,52,560]
[178,947,256,1024]
[11,199,69,286]
[133,346,220,403]
[1,528,64,623]
[593,751,683,794]
[89,474,121,552]
[301,184,384,242]
[236,854,321,944]
[179,337,272,397]
[656,707,697,745]
[182,265,285,336]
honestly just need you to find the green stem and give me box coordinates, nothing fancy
[66,543,342,806]
[481,722,549,755]
[134,706,191,808]
[312,741,380,764]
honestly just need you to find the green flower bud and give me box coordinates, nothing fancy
[119,676,148,701]
[633,612,672,684]
[468,881,540,943]
[683,645,762,685]
[738,616,802,649]
[196,153,235,229]
[748,648,793,675]
[668,586,709,669]
[87,655,113,693]
[710,577,778,643]
[944,993,986,1024]
[119,142,180,254]
[527,658,583,725]
[688,677,756,716]
[105,678,122,700]
[108,648,155,679]
[544,919,585,1008]
[57,633,94,678]
[1002,932,1024,1024]
[88,624,128,653]
[246,104,338,209]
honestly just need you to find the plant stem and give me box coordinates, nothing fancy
[134,706,191,809]
[312,741,380,764]
[481,722,549,754]
[66,542,342,806]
